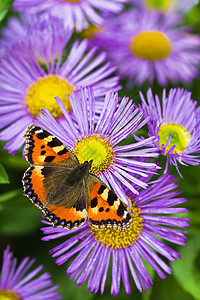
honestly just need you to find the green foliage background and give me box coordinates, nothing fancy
[0,1,200,299]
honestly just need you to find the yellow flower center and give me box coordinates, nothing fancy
[0,290,21,300]
[145,0,171,9]
[130,31,172,60]
[158,123,191,154]
[73,135,114,174]
[91,202,143,249]
[81,25,104,39]
[25,75,75,118]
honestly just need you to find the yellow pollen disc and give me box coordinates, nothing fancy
[73,135,114,174]
[91,202,143,249]
[25,75,75,118]
[0,290,21,300]
[158,123,191,154]
[130,31,172,60]
[145,0,171,10]
[81,25,104,39]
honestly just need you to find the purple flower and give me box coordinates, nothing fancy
[41,172,190,295]
[35,87,159,206]
[13,0,128,32]
[0,17,120,154]
[0,246,61,299]
[95,9,200,86]
[140,88,200,175]
[0,14,71,62]
[133,0,198,13]
[0,15,27,57]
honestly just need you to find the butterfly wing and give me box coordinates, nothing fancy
[23,126,87,229]
[24,125,78,166]
[87,176,132,231]
[23,165,88,229]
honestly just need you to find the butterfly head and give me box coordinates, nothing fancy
[80,160,93,173]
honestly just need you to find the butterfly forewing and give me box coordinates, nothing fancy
[24,125,77,166]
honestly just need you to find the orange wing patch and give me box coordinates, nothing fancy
[88,182,132,230]
[44,205,87,229]
[24,126,74,165]
[22,166,47,208]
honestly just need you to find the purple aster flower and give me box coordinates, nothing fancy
[140,88,200,175]
[0,15,28,57]
[13,0,128,32]
[35,86,159,205]
[95,9,200,86]
[133,0,198,13]
[41,172,190,295]
[0,245,61,299]
[0,14,70,62]
[0,21,120,154]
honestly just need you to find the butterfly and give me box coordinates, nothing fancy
[22,126,132,231]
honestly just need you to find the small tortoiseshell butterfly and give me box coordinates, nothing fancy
[22,126,132,231]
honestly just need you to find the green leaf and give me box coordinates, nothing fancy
[0,189,21,203]
[59,277,95,300]
[171,230,200,300]
[0,163,10,183]
[0,204,41,235]
[0,0,14,22]
[0,142,29,170]
[183,5,200,26]
[150,274,194,300]
[177,164,200,198]
[182,199,200,228]
[0,193,41,236]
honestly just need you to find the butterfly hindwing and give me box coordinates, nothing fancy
[42,205,87,229]
[22,165,88,230]
[24,125,77,165]
[87,179,132,231]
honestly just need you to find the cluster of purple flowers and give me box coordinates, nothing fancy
[0,246,61,299]
[0,0,200,298]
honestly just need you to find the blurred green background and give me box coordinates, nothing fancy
[1,1,200,299]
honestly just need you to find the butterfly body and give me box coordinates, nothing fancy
[23,126,132,231]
